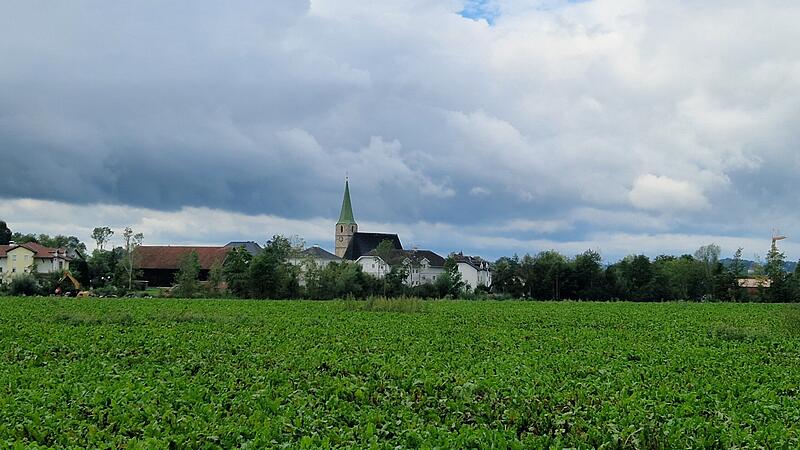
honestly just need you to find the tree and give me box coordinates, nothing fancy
[223,246,252,298]
[492,255,524,297]
[0,221,11,245]
[532,250,569,300]
[88,246,126,288]
[573,250,604,300]
[121,227,144,291]
[207,260,224,297]
[174,251,201,298]
[435,256,464,298]
[694,244,721,299]
[765,241,788,302]
[305,261,372,300]
[91,227,114,251]
[248,235,300,299]
[374,239,396,266]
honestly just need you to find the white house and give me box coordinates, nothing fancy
[452,252,492,290]
[357,249,447,286]
[0,242,71,282]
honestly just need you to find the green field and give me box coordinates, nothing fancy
[1,298,799,448]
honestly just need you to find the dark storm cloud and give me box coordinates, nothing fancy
[2,0,800,260]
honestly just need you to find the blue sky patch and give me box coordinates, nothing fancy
[459,0,499,25]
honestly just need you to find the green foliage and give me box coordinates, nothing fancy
[173,251,201,298]
[435,256,464,298]
[10,232,87,254]
[361,296,426,313]
[206,260,224,297]
[305,261,373,300]
[248,235,300,299]
[223,246,252,298]
[0,298,798,447]
[9,274,41,296]
[91,226,114,250]
[0,220,11,245]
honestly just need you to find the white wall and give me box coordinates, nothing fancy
[357,256,389,278]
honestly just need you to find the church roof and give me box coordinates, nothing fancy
[337,180,356,225]
[343,232,402,260]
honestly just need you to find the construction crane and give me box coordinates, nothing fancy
[772,229,787,248]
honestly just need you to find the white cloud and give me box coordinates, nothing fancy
[629,174,709,212]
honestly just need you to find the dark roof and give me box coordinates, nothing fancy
[225,241,263,256]
[365,248,445,267]
[343,232,402,260]
[301,246,340,261]
[452,252,491,271]
[134,246,230,270]
[0,243,71,260]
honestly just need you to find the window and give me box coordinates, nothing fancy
[12,268,16,273]
[12,255,16,262]
[340,225,343,232]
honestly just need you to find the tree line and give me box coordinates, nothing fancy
[2,219,798,302]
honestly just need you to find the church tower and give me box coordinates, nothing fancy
[335,179,358,258]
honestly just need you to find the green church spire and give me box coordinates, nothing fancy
[338,179,356,224]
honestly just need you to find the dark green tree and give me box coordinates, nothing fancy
[492,255,524,297]
[765,242,789,302]
[435,256,465,298]
[0,221,11,245]
[174,251,201,298]
[223,246,252,298]
[573,250,605,300]
[249,235,300,299]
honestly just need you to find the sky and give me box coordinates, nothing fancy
[2,0,800,263]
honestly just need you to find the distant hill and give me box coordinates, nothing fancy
[719,258,797,274]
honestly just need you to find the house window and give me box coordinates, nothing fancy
[12,255,16,262]
[12,268,16,273]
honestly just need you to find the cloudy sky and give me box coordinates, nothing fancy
[2,0,799,262]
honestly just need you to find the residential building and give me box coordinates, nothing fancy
[452,252,492,290]
[0,242,71,282]
[357,248,446,286]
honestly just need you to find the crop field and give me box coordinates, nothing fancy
[1,297,799,448]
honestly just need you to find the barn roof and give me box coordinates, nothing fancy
[134,246,230,270]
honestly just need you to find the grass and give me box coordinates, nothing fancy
[0,297,799,448]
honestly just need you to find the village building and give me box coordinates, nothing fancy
[452,252,492,290]
[357,248,447,286]
[335,179,403,260]
[0,242,71,282]
[134,246,230,287]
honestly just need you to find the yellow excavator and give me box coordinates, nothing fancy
[58,270,92,297]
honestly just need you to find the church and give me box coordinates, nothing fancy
[334,179,403,260]
[333,179,492,289]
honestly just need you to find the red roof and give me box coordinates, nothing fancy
[134,246,230,270]
[0,243,69,259]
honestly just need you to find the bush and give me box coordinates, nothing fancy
[10,274,41,296]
